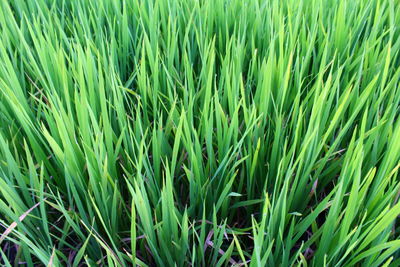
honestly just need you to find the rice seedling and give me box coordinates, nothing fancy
[0,0,399,266]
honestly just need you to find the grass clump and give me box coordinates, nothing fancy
[0,0,400,266]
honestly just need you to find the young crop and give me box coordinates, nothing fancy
[0,0,399,266]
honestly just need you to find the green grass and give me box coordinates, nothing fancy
[0,0,399,266]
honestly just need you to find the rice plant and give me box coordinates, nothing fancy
[0,0,399,266]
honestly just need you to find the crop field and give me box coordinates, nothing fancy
[0,0,400,266]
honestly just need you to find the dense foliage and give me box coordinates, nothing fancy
[0,0,400,266]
